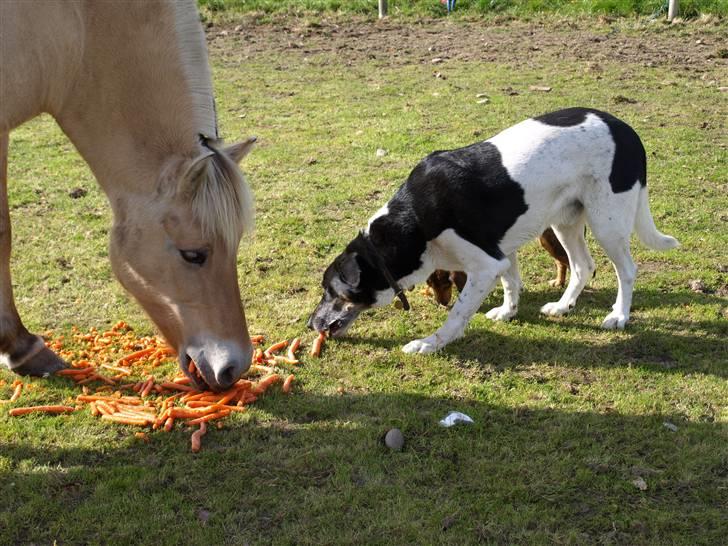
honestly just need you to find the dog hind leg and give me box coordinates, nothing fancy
[485,253,522,321]
[540,218,595,317]
[587,188,639,328]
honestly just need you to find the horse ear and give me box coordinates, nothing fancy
[224,137,257,164]
[180,150,214,196]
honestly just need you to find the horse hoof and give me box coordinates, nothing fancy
[11,344,67,377]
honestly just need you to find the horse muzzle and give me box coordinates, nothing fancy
[181,337,252,392]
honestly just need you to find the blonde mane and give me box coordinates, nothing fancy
[172,0,218,140]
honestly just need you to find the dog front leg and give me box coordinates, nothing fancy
[402,265,503,354]
[485,252,521,321]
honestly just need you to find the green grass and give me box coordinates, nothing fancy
[2,15,727,546]
[198,0,728,18]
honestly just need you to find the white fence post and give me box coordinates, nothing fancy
[379,0,388,19]
[668,0,679,20]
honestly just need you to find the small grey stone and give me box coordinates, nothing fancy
[688,279,706,293]
[384,428,404,451]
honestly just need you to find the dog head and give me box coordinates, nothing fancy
[308,237,395,337]
[426,270,455,306]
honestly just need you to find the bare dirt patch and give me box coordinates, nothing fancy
[208,16,728,76]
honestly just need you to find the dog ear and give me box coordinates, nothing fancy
[338,253,361,287]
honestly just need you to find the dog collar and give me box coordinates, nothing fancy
[359,231,410,311]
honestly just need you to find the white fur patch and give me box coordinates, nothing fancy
[365,204,389,235]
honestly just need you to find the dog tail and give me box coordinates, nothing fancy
[634,186,680,250]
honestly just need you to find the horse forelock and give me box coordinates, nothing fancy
[191,144,254,254]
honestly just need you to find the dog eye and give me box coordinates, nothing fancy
[179,249,208,266]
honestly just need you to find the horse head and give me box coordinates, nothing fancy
[109,137,256,391]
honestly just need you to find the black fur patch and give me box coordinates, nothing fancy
[364,141,528,281]
[535,107,646,194]
[533,107,589,127]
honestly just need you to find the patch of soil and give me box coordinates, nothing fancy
[208,16,727,74]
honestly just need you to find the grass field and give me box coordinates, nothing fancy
[1,13,727,546]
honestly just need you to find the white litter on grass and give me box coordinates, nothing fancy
[439,411,474,427]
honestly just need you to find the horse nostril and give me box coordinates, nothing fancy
[216,362,240,389]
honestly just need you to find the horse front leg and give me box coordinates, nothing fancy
[0,132,66,376]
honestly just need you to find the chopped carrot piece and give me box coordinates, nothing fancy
[100,414,150,426]
[263,340,288,358]
[187,410,230,426]
[282,374,295,394]
[190,421,207,452]
[159,381,196,392]
[287,338,301,361]
[9,383,23,402]
[310,331,326,357]
[118,347,155,365]
[9,405,75,416]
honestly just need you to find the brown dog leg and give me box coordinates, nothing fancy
[539,227,570,288]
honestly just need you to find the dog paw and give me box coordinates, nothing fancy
[601,312,629,330]
[540,302,572,316]
[548,278,565,288]
[402,337,439,354]
[485,305,517,321]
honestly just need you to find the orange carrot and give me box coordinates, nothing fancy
[100,363,132,375]
[168,407,221,419]
[251,374,281,395]
[310,331,326,357]
[282,374,295,394]
[163,416,175,432]
[187,410,230,426]
[190,421,207,452]
[140,377,155,397]
[9,383,23,402]
[264,340,288,358]
[118,347,155,364]
[55,368,94,377]
[100,414,150,426]
[9,405,75,416]
[287,338,301,361]
[159,381,196,392]
[271,355,300,366]
[95,401,116,415]
[250,335,265,344]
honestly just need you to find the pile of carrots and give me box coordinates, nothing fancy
[2,321,328,453]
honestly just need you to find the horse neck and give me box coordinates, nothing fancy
[53,0,216,202]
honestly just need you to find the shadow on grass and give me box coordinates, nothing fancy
[1,390,727,544]
[340,288,728,378]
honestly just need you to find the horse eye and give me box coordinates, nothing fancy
[179,249,208,266]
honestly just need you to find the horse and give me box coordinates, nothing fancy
[1,0,255,391]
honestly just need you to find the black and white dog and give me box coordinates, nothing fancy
[308,108,679,354]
